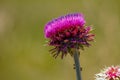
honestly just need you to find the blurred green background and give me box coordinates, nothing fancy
[0,0,120,80]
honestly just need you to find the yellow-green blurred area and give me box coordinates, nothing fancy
[0,0,120,80]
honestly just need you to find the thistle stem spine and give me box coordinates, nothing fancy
[73,49,82,80]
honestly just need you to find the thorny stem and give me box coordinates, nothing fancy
[73,49,82,80]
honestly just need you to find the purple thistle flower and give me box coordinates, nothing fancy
[44,13,94,59]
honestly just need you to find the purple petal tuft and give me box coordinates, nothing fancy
[44,13,86,38]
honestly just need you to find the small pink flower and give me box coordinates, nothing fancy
[95,66,120,80]
[105,66,120,79]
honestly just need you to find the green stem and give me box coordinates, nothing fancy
[73,49,82,80]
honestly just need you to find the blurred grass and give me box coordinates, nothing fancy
[0,0,120,80]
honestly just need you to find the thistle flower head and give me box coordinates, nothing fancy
[95,66,120,80]
[44,13,94,58]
